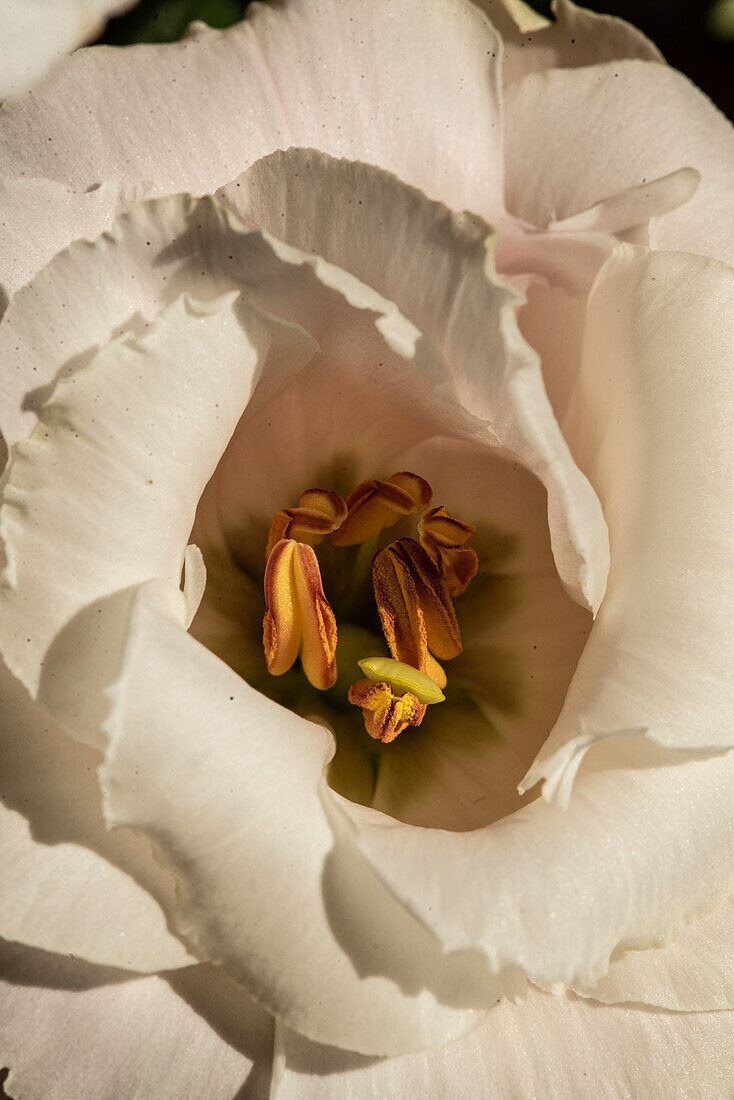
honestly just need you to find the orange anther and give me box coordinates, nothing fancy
[266,488,347,560]
[419,506,478,597]
[348,678,426,743]
[331,472,432,547]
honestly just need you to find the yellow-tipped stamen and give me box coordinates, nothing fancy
[331,471,432,547]
[418,505,479,597]
[263,539,337,689]
[265,488,347,560]
[357,656,445,705]
[348,678,427,743]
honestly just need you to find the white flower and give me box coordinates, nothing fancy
[1,1,733,1096]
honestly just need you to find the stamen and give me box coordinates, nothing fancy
[371,537,463,689]
[419,505,479,596]
[262,539,337,690]
[265,488,347,560]
[348,678,426,743]
[331,471,432,547]
[357,656,445,704]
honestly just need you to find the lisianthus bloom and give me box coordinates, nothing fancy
[1,1,734,1096]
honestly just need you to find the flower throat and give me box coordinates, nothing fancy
[262,472,478,743]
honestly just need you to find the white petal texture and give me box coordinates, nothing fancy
[339,741,734,997]
[482,0,660,93]
[101,582,503,1055]
[220,149,609,612]
[505,59,734,267]
[0,942,273,1100]
[0,0,504,221]
[525,246,734,796]
[0,1,135,100]
[0,657,195,971]
[274,986,734,1100]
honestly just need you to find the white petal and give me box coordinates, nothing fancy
[0,0,504,219]
[0,283,316,746]
[493,0,661,88]
[101,584,504,1056]
[0,658,194,971]
[0,943,272,1100]
[274,986,734,1100]
[339,743,734,993]
[0,176,151,309]
[506,59,734,267]
[221,148,609,612]
[524,247,734,796]
[580,892,734,1011]
[0,1,135,99]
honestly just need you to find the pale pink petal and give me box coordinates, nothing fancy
[0,658,195,971]
[101,584,504,1056]
[0,283,316,746]
[524,247,734,797]
[338,742,734,996]
[0,0,504,221]
[0,177,152,308]
[221,149,609,611]
[506,60,734,267]
[274,986,734,1099]
[0,943,272,1100]
[578,892,734,1012]
[491,0,661,88]
[0,1,135,99]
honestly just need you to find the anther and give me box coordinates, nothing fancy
[418,505,478,596]
[263,539,337,689]
[371,538,463,689]
[331,472,432,547]
[265,488,347,560]
[348,678,427,743]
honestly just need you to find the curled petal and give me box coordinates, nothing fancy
[331,472,432,547]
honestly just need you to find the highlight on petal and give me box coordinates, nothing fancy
[505,59,734,267]
[492,0,661,87]
[523,246,734,800]
[1,1,135,99]
[0,276,316,747]
[0,0,505,222]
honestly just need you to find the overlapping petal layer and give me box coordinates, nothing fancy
[505,59,734,267]
[0,942,272,1100]
[101,583,504,1055]
[221,149,609,611]
[0,0,504,222]
[274,985,734,1099]
[0,658,194,971]
[524,246,734,796]
[338,741,734,997]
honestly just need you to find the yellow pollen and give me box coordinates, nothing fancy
[262,538,337,690]
[331,471,432,547]
[260,473,478,744]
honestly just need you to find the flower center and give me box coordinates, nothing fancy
[262,472,478,743]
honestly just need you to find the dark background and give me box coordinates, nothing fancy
[99,0,734,120]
